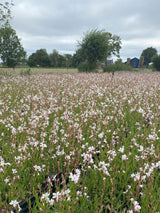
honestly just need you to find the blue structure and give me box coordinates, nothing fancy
[130,57,139,68]
[125,57,147,68]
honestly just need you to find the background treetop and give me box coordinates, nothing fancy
[0,1,14,27]
[141,47,157,66]
[76,29,121,71]
[0,25,26,68]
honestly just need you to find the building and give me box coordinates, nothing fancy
[107,59,113,66]
[125,57,147,68]
[130,57,139,68]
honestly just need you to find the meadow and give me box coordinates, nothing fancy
[0,67,78,77]
[0,71,160,212]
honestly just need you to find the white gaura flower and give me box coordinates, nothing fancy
[118,146,124,153]
[133,201,141,212]
[12,169,17,174]
[122,154,128,161]
[138,107,145,114]
[61,188,70,196]
[41,192,50,202]
[52,191,61,202]
[131,172,140,181]
[138,145,144,152]
[9,200,19,207]
[33,165,42,172]
[98,132,104,139]
[69,169,81,184]
[4,177,10,184]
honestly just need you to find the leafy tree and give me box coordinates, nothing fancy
[27,49,50,67]
[58,54,66,67]
[152,54,160,71]
[34,49,50,67]
[28,49,72,68]
[49,49,59,67]
[0,25,26,68]
[64,54,73,68]
[72,49,84,67]
[0,0,13,26]
[49,50,73,68]
[141,47,157,66]
[77,29,121,71]
[27,53,37,67]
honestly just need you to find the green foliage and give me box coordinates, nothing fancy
[78,63,98,72]
[27,53,37,67]
[152,54,160,71]
[148,63,155,71]
[76,29,121,72]
[103,59,133,72]
[28,49,50,67]
[34,49,50,67]
[20,68,31,76]
[49,49,59,67]
[28,49,74,68]
[141,47,157,66]
[0,25,26,68]
[0,1,14,26]
[72,49,84,68]
[57,54,66,67]
[64,54,73,68]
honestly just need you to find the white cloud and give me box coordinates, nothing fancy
[9,0,160,61]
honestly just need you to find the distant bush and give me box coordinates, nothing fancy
[103,61,133,72]
[152,55,160,71]
[78,63,98,72]
[148,63,156,71]
[20,68,31,76]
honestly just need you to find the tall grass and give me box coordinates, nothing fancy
[0,67,78,76]
[0,72,159,212]
[102,63,133,72]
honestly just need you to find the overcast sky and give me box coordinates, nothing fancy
[10,0,160,61]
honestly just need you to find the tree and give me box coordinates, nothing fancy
[64,54,73,68]
[34,49,50,67]
[0,25,26,68]
[27,49,50,67]
[141,47,157,66]
[77,29,121,71]
[49,49,59,67]
[152,54,160,71]
[57,54,66,67]
[27,53,37,67]
[72,49,84,67]
[0,1,13,27]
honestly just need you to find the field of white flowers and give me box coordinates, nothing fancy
[0,72,160,212]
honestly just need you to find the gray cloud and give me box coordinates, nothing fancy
[10,0,160,61]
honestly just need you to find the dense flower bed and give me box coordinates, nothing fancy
[0,73,160,212]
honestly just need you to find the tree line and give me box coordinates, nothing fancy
[1,1,160,71]
[0,1,121,70]
[28,49,75,68]
[27,29,122,69]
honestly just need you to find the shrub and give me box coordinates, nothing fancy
[103,62,133,72]
[152,55,160,71]
[20,68,31,75]
[78,63,98,72]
